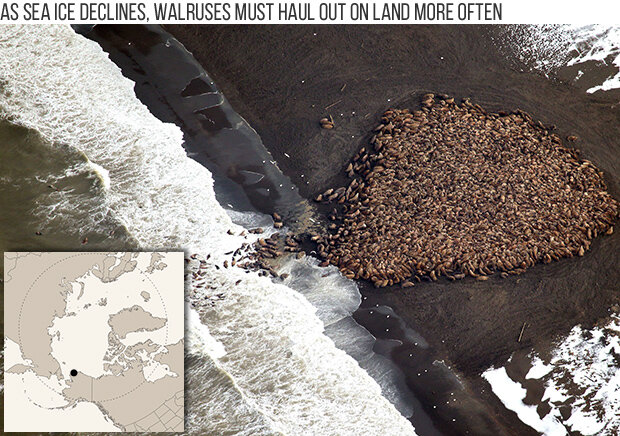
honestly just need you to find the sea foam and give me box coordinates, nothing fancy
[0,25,416,435]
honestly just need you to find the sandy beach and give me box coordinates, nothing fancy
[165,23,619,367]
[2,24,616,435]
[165,24,620,434]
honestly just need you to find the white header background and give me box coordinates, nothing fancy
[1,0,619,24]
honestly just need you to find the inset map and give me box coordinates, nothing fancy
[4,252,184,432]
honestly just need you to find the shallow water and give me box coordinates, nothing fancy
[164,23,620,435]
[1,23,618,436]
[88,24,311,223]
[0,24,417,435]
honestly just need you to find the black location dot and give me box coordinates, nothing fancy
[70,369,78,377]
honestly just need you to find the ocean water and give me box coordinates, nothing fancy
[0,120,135,252]
[495,25,620,94]
[0,25,416,435]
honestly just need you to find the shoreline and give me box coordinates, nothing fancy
[83,24,620,435]
[166,24,620,434]
[166,24,619,370]
[1,24,617,435]
[89,24,525,434]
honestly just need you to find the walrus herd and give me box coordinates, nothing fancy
[314,94,619,287]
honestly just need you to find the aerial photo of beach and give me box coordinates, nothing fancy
[1,23,619,435]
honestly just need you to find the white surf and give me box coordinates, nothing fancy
[0,25,416,435]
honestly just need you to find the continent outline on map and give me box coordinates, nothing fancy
[4,251,184,432]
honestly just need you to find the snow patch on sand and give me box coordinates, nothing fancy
[499,25,620,93]
[483,366,566,436]
[484,314,620,435]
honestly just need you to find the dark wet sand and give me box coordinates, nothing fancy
[167,24,619,434]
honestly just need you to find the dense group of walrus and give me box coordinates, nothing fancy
[312,94,618,287]
[186,224,306,307]
[187,93,618,294]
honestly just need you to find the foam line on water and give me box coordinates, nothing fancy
[187,254,416,434]
[0,25,416,435]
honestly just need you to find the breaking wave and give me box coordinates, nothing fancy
[0,25,415,435]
